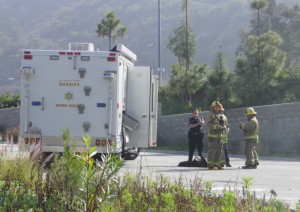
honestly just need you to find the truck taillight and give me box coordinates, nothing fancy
[36,138,41,144]
[24,138,29,144]
[24,55,33,60]
[101,139,107,146]
[30,138,35,144]
[107,53,116,61]
[95,139,101,146]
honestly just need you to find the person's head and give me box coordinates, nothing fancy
[192,108,199,117]
[218,104,225,114]
[245,107,257,119]
[210,101,221,113]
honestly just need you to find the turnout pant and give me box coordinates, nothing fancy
[245,140,259,166]
[207,138,223,168]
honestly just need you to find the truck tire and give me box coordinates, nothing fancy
[123,147,140,160]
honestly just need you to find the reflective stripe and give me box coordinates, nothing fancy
[208,133,220,138]
[245,135,258,140]
[208,133,226,139]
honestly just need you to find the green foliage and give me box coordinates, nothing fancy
[168,24,196,66]
[207,50,236,107]
[233,0,300,107]
[221,191,236,212]
[240,176,255,200]
[96,11,127,50]
[296,200,300,212]
[48,128,125,211]
[234,30,287,106]
[158,63,207,115]
[0,127,125,211]
[0,93,20,109]
[0,144,43,211]
[250,0,268,13]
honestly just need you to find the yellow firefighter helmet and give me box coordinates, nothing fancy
[210,101,217,110]
[245,107,257,115]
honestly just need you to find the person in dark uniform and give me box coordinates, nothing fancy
[188,109,205,162]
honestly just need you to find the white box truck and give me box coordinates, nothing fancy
[20,43,158,160]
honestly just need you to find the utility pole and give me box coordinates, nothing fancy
[219,46,224,102]
[158,0,162,86]
[185,0,189,102]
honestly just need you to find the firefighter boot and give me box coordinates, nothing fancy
[242,165,253,169]
[226,162,232,167]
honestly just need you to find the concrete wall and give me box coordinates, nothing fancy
[0,107,20,129]
[1,103,300,156]
[158,102,300,156]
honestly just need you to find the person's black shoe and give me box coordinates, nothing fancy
[226,163,232,167]
[242,165,253,169]
[254,161,259,166]
[252,165,257,169]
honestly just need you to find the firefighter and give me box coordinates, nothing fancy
[187,108,205,162]
[207,101,227,170]
[218,104,232,167]
[239,107,259,169]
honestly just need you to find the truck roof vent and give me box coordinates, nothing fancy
[68,43,94,52]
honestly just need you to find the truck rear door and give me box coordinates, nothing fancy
[126,66,157,148]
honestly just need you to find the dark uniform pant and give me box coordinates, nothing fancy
[220,144,230,166]
[188,132,204,161]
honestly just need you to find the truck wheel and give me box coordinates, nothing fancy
[123,147,140,160]
[42,152,56,168]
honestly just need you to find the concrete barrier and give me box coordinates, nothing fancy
[2,103,300,156]
[158,102,300,156]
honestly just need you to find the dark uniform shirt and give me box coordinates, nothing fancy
[188,117,203,137]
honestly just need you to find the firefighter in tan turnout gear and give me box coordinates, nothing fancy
[218,104,231,168]
[207,101,228,170]
[240,107,260,169]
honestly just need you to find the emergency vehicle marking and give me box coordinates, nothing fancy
[59,80,80,87]
[65,92,73,101]
[55,104,78,108]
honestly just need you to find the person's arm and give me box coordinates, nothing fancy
[198,117,205,127]
[189,122,200,128]
[241,120,256,131]
[188,117,204,128]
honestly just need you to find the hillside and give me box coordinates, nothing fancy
[0,0,299,93]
